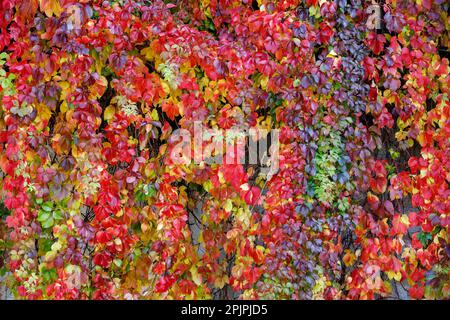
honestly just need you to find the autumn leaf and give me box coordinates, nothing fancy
[162,100,180,120]
[104,106,116,121]
[18,0,39,22]
[343,250,356,267]
[1,0,448,301]
[39,0,61,17]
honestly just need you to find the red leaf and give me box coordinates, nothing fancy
[367,192,380,211]
[409,285,425,299]
[162,100,180,120]
[93,252,112,268]
[242,186,260,206]
[367,32,386,55]
[155,275,176,293]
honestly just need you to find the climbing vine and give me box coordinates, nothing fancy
[0,0,448,300]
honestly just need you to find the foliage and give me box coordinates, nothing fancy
[0,0,448,300]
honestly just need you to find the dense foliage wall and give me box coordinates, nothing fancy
[0,0,448,299]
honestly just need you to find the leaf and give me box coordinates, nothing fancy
[190,266,202,286]
[18,0,39,22]
[386,270,402,281]
[409,285,425,299]
[37,211,51,222]
[143,184,156,197]
[367,192,380,211]
[391,214,409,236]
[260,75,269,90]
[343,250,356,267]
[52,210,62,220]
[104,106,116,121]
[400,214,410,226]
[383,200,394,216]
[224,199,233,213]
[36,103,52,122]
[42,267,57,283]
[416,232,432,247]
[162,100,180,120]
[366,32,386,55]
[41,217,54,229]
[214,275,229,289]
[39,0,61,17]
[42,202,53,212]
[113,259,123,268]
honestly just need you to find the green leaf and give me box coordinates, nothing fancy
[0,266,7,277]
[42,268,57,283]
[38,238,53,253]
[37,211,51,222]
[42,202,53,212]
[1,78,8,89]
[41,217,54,229]
[144,184,156,197]
[113,259,123,267]
[53,210,62,220]
[417,232,432,247]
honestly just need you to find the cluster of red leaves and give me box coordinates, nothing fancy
[0,0,448,300]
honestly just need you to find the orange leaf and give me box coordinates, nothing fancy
[162,100,180,120]
[18,0,39,22]
[39,0,61,17]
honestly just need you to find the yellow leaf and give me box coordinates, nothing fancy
[407,138,414,148]
[416,132,425,147]
[384,280,392,293]
[203,87,213,102]
[256,245,265,253]
[36,103,52,122]
[327,49,338,57]
[395,130,407,141]
[217,171,225,184]
[400,214,410,226]
[240,183,250,191]
[60,101,68,113]
[224,199,233,213]
[71,145,80,158]
[141,47,154,61]
[343,249,356,267]
[386,270,402,281]
[39,0,61,17]
[104,106,116,121]
[151,108,159,121]
[197,231,204,244]
[51,241,62,252]
[203,180,212,192]
[141,222,149,233]
[161,81,171,95]
[59,81,70,100]
[25,150,35,162]
[190,266,203,286]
